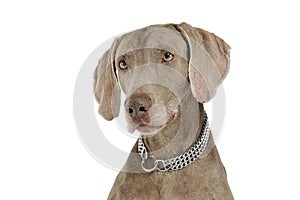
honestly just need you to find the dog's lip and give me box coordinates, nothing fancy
[138,111,176,128]
[166,111,177,124]
[138,123,163,128]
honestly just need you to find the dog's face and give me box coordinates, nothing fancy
[94,23,230,135]
[116,29,189,134]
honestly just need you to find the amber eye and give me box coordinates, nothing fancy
[163,52,174,62]
[119,60,127,70]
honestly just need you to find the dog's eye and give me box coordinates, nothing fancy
[163,52,174,62]
[118,60,127,70]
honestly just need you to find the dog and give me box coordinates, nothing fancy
[94,22,233,199]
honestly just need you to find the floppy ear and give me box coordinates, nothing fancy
[93,42,120,121]
[176,22,230,103]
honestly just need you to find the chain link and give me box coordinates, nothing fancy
[138,112,210,172]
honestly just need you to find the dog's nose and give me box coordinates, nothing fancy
[126,93,152,120]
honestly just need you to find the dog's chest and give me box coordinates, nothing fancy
[110,156,224,199]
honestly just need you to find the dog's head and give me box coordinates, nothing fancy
[94,22,230,135]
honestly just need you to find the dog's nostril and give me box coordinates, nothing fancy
[139,106,146,112]
[128,108,134,114]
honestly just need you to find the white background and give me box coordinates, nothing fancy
[1,0,300,199]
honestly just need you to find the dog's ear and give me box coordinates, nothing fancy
[93,41,120,121]
[176,22,230,103]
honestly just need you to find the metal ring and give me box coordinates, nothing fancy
[141,149,148,160]
[155,160,169,172]
[141,156,157,172]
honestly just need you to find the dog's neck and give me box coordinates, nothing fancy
[123,92,215,172]
[142,93,209,160]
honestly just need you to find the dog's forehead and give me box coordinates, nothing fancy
[115,26,187,58]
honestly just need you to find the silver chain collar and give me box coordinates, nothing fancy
[137,112,210,172]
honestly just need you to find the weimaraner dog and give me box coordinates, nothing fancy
[94,22,233,199]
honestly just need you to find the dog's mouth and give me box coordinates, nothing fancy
[166,112,176,124]
[136,123,164,134]
[128,111,177,135]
